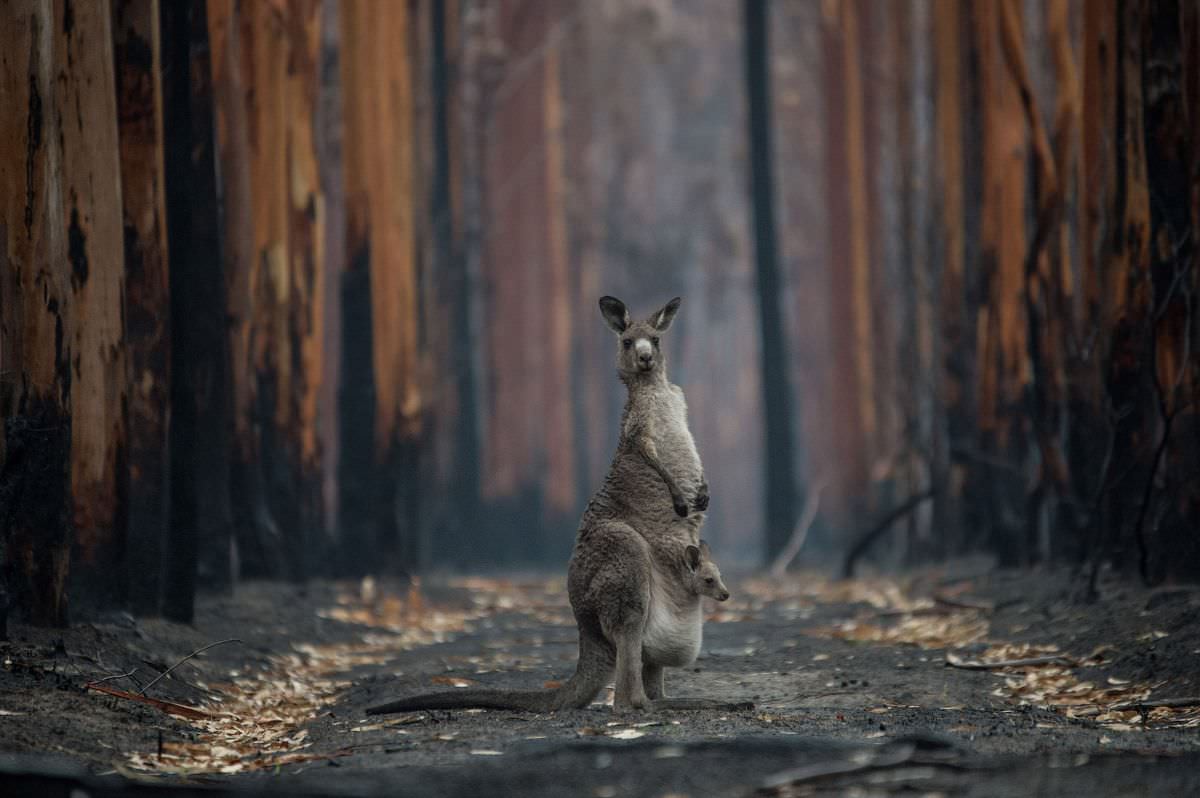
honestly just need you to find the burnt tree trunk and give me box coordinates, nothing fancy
[744,0,800,560]
[57,0,130,616]
[0,1,75,627]
[430,0,482,568]
[112,0,171,616]
[339,0,422,575]
[1134,0,1197,581]
[162,0,231,621]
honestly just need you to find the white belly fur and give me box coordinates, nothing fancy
[642,576,703,667]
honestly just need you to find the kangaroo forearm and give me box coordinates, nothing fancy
[632,436,692,518]
[644,453,684,499]
[635,438,685,499]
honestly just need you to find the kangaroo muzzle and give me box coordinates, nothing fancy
[635,338,654,370]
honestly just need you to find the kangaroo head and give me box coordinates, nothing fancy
[598,296,681,379]
[684,540,730,602]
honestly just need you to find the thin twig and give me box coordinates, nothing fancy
[138,638,241,696]
[90,668,138,686]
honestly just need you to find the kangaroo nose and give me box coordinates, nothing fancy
[718,590,730,602]
[639,353,653,365]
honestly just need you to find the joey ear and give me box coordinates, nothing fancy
[651,297,681,331]
[698,539,711,559]
[599,296,630,333]
[685,544,701,571]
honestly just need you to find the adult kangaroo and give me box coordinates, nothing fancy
[367,297,750,714]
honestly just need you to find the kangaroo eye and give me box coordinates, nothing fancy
[651,336,660,346]
[705,577,714,584]
[622,338,633,349]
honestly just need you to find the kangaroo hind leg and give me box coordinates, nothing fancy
[612,626,649,710]
[642,663,665,700]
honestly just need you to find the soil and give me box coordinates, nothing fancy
[2,563,1199,797]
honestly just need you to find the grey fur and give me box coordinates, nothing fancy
[366,297,748,715]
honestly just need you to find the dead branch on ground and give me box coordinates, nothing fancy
[944,652,1073,670]
[84,682,211,721]
[1109,697,1200,712]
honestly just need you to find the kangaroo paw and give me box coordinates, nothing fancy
[693,484,709,512]
[673,497,689,517]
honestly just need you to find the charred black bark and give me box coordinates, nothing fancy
[161,0,234,621]
[744,0,801,562]
[431,0,480,568]
[336,246,381,576]
[0,399,72,626]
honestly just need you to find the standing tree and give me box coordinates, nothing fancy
[744,0,801,560]
[113,0,172,616]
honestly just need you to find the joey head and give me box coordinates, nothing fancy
[686,542,730,603]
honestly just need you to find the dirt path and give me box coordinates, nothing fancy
[2,566,1199,796]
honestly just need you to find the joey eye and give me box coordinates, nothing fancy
[622,339,633,349]
[651,336,660,346]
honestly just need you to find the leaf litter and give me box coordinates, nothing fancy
[791,575,1200,733]
[124,578,515,775]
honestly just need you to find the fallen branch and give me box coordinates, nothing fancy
[1109,697,1200,712]
[873,606,959,619]
[762,744,915,790]
[769,477,827,578]
[842,489,937,578]
[933,595,995,613]
[85,682,211,721]
[138,638,241,696]
[944,652,1072,670]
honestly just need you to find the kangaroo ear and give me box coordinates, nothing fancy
[685,544,701,572]
[698,539,711,559]
[599,296,630,333]
[651,297,681,331]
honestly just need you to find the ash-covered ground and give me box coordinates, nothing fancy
[2,564,1199,796]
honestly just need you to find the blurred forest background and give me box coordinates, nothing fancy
[1,0,1198,627]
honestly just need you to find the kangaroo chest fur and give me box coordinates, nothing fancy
[641,385,702,488]
[642,567,704,667]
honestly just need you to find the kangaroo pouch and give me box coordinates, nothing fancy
[642,573,703,667]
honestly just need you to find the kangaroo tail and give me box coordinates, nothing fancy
[366,687,558,714]
[367,635,610,715]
